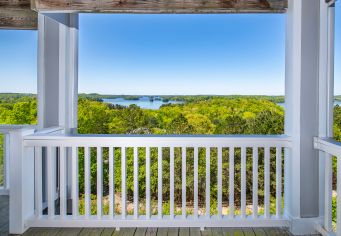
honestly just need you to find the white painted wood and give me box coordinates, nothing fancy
[170,147,175,219]
[315,138,341,158]
[337,157,341,236]
[59,147,67,217]
[276,147,282,218]
[84,147,91,218]
[4,134,10,190]
[158,147,163,219]
[23,133,297,229]
[229,147,235,218]
[9,128,35,234]
[252,147,259,218]
[97,147,103,218]
[285,2,322,233]
[24,135,292,148]
[324,154,333,232]
[194,147,198,218]
[34,147,43,217]
[134,147,139,219]
[241,147,246,218]
[264,147,270,219]
[182,147,186,219]
[47,146,55,218]
[109,147,114,218]
[146,147,151,219]
[121,147,126,219]
[217,147,222,218]
[26,215,291,228]
[205,147,210,218]
[71,146,78,217]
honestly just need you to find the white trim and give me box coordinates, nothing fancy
[26,215,290,228]
[23,134,292,148]
[314,137,341,157]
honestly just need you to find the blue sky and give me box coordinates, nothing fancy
[0,3,340,95]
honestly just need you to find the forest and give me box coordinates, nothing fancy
[0,93,339,217]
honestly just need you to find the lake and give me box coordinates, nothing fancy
[103,96,183,110]
[103,98,341,110]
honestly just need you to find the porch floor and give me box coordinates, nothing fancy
[0,196,320,236]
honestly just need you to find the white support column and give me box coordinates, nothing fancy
[285,0,323,234]
[38,13,78,131]
[37,12,79,209]
[9,128,35,234]
[318,0,335,231]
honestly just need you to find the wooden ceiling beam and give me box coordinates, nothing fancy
[0,0,37,30]
[32,0,287,13]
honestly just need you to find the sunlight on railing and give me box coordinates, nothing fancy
[24,134,291,228]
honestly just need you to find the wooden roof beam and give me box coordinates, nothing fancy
[0,0,37,30]
[31,0,287,13]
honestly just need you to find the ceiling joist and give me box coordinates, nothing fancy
[0,0,37,29]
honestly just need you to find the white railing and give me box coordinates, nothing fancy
[0,125,34,195]
[20,133,291,229]
[314,137,341,236]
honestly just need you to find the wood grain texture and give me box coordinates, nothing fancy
[0,0,37,29]
[32,0,287,13]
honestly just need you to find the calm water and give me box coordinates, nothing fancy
[103,96,183,110]
[103,98,341,110]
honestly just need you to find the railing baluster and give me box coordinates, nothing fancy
[84,147,91,218]
[109,147,114,218]
[47,146,55,218]
[229,147,235,218]
[337,156,341,236]
[194,147,198,218]
[325,153,333,231]
[241,147,246,218]
[72,146,78,217]
[59,147,67,217]
[218,147,222,218]
[252,147,259,218]
[146,147,151,219]
[4,134,9,190]
[121,147,126,219]
[206,147,210,218]
[97,147,103,218]
[158,147,163,219]
[134,147,139,219]
[34,147,42,218]
[276,147,282,218]
[170,147,175,219]
[182,147,187,219]
[264,147,270,218]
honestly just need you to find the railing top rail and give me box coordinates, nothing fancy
[314,137,341,157]
[0,125,36,134]
[23,133,292,148]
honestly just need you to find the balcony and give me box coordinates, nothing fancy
[0,0,338,235]
[0,125,339,235]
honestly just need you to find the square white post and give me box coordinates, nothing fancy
[285,0,335,234]
[37,13,79,205]
[9,128,35,234]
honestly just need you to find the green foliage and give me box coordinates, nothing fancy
[5,93,341,215]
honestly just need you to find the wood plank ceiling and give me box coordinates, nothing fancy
[0,0,287,30]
